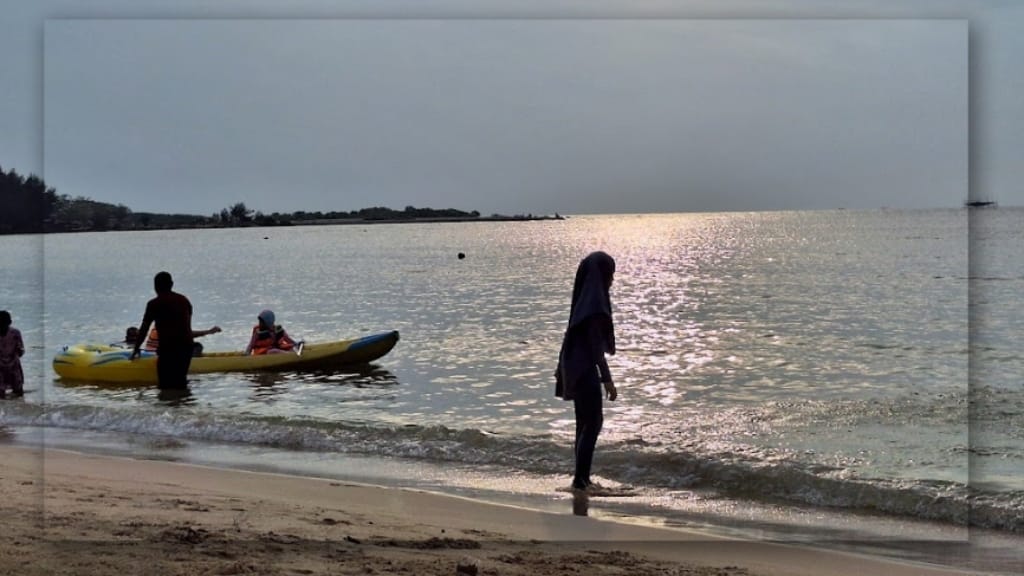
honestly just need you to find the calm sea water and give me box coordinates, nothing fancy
[2,209,1022,570]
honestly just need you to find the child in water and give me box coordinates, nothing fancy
[0,310,25,398]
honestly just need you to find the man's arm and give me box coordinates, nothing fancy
[130,304,153,360]
[192,326,221,338]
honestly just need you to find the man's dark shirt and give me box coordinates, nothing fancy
[142,291,193,354]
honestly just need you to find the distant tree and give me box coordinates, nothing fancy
[0,172,501,234]
[229,202,253,224]
[0,165,62,233]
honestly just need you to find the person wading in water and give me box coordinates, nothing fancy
[130,271,201,392]
[555,251,618,494]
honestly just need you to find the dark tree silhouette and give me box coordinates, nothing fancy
[1,163,545,235]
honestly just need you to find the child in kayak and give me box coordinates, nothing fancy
[245,309,300,355]
[118,326,140,347]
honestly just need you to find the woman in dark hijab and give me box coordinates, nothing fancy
[556,251,617,492]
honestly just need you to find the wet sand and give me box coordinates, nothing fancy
[0,445,985,575]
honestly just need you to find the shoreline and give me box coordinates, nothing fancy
[0,443,990,576]
[0,215,567,236]
[16,215,567,235]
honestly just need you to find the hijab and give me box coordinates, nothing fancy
[258,309,276,328]
[556,251,616,399]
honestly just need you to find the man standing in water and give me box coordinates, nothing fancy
[130,271,196,391]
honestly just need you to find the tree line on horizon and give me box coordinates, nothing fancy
[0,165,492,235]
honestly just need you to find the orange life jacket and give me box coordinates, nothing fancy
[144,328,159,351]
[249,324,293,355]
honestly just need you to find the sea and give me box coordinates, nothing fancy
[1,209,1022,573]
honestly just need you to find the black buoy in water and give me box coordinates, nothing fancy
[458,252,466,260]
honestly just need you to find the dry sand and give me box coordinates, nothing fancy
[0,444,985,576]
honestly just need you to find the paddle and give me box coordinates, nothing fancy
[294,340,305,357]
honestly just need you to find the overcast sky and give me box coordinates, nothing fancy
[4,1,1021,216]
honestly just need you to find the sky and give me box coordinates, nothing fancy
[4,1,1022,216]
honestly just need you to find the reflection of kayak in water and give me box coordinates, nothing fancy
[52,330,400,384]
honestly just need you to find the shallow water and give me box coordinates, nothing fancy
[1,209,1022,572]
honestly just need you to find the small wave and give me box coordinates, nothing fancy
[3,401,1022,532]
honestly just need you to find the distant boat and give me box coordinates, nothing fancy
[965,200,997,208]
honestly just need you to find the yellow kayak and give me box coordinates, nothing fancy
[53,330,399,384]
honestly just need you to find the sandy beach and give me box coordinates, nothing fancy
[0,444,986,576]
